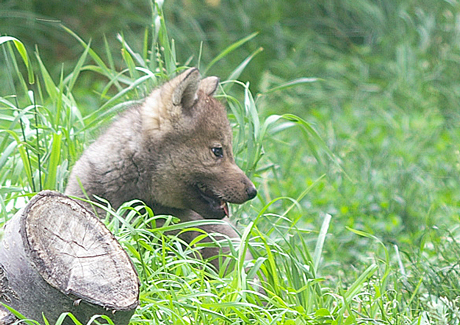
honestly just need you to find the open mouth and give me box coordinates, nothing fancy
[196,183,229,217]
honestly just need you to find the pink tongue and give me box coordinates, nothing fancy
[222,201,229,216]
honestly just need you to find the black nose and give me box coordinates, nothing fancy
[246,185,257,200]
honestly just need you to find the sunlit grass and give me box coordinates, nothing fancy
[1,0,460,324]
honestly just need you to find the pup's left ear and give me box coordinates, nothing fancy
[172,68,201,108]
[199,77,220,96]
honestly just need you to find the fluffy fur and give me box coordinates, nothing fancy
[65,68,257,270]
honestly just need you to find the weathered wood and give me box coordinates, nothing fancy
[0,191,139,325]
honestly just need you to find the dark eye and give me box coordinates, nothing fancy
[211,147,224,158]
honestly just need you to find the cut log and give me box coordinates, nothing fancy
[0,191,139,325]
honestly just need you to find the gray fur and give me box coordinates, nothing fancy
[65,68,257,271]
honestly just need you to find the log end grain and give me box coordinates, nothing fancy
[23,191,139,311]
[0,191,139,324]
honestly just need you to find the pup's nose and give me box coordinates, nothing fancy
[246,185,257,200]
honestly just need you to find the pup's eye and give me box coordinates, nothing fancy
[211,147,224,158]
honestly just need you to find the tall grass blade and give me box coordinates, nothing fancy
[313,213,331,274]
[0,36,35,84]
[62,25,123,91]
[264,77,319,94]
[31,90,42,191]
[156,6,176,74]
[65,40,91,93]
[3,130,34,191]
[223,47,263,93]
[117,33,146,68]
[343,263,378,301]
[1,303,39,325]
[35,51,58,102]
[45,131,62,190]
[204,32,259,74]
[1,43,36,192]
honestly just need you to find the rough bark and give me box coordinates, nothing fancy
[0,191,139,325]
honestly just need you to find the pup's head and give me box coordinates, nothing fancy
[142,68,257,219]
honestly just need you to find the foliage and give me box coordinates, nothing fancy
[1,0,460,324]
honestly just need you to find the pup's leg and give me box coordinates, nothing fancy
[176,211,253,273]
[178,211,266,298]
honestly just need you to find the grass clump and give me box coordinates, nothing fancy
[1,0,460,324]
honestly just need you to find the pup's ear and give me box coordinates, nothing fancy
[199,77,220,96]
[142,68,205,132]
[171,68,201,108]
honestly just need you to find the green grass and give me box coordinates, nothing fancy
[1,0,460,324]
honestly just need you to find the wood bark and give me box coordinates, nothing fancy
[0,191,139,325]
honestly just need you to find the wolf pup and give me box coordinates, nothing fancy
[65,68,257,271]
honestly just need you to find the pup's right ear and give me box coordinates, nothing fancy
[199,76,219,96]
